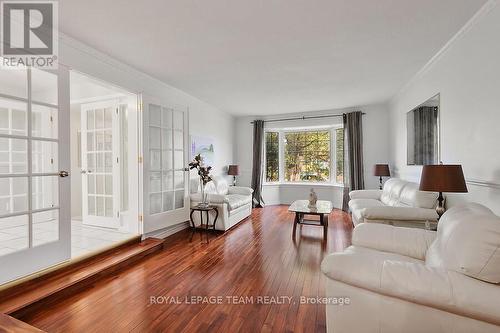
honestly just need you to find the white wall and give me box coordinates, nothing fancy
[234,104,390,207]
[59,34,235,232]
[388,1,500,214]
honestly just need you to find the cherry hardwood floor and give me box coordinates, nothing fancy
[20,205,353,333]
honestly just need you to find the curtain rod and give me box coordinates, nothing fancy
[250,112,366,124]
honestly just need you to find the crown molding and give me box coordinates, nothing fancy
[390,0,498,104]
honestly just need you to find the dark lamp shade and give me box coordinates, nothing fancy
[228,165,240,176]
[374,164,390,177]
[419,165,468,193]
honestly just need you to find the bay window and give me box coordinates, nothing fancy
[264,127,344,185]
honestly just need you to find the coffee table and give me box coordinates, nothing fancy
[288,200,333,238]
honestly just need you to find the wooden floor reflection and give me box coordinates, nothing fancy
[22,205,353,333]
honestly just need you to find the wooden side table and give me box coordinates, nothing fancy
[190,205,219,232]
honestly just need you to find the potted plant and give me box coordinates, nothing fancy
[188,154,212,207]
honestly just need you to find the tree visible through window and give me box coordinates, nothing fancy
[335,128,344,184]
[265,127,344,184]
[265,132,279,182]
[285,130,330,182]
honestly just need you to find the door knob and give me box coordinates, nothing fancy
[59,170,69,177]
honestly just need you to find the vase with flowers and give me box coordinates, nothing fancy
[188,154,212,208]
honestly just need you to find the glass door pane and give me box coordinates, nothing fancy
[142,96,189,234]
[81,102,120,228]
[0,66,70,285]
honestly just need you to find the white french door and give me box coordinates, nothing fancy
[0,65,71,285]
[80,101,121,229]
[141,95,189,234]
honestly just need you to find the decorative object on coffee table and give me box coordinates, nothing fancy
[289,200,333,239]
[308,188,318,208]
[188,154,212,208]
[419,164,468,220]
[374,164,390,190]
[228,165,239,186]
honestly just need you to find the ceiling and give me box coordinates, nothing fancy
[59,0,487,116]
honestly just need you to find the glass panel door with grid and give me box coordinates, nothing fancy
[142,96,189,234]
[0,66,70,285]
[81,101,120,229]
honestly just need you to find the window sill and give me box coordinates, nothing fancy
[263,182,344,188]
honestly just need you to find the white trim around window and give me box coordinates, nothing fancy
[263,125,344,187]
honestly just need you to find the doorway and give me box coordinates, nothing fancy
[70,71,139,258]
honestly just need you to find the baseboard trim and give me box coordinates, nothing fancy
[144,221,190,239]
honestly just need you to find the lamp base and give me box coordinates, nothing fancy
[232,176,237,186]
[379,176,383,190]
[436,192,445,220]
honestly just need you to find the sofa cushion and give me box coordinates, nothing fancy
[212,176,229,195]
[426,203,500,283]
[321,246,422,288]
[380,178,406,206]
[226,194,252,210]
[399,182,438,209]
[348,198,384,212]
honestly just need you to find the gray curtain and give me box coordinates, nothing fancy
[251,120,265,208]
[413,106,438,165]
[342,111,365,212]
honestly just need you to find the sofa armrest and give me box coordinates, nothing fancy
[361,206,438,222]
[353,223,436,260]
[227,186,253,196]
[349,190,382,200]
[190,193,227,204]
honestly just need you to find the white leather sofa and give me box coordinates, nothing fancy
[321,203,500,333]
[349,178,439,227]
[190,176,253,231]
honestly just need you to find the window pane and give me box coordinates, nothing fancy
[32,140,58,173]
[31,68,58,105]
[336,128,344,184]
[33,210,59,247]
[0,65,27,99]
[284,130,330,182]
[0,177,28,215]
[0,98,27,136]
[265,132,279,182]
[0,215,28,256]
[0,138,27,174]
[32,105,58,139]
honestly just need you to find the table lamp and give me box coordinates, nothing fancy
[228,165,239,186]
[419,164,468,220]
[374,164,390,190]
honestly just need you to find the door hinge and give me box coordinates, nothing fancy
[138,156,143,163]
[116,108,119,114]
[50,116,53,122]
[139,102,143,112]
[138,214,143,222]
[117,211,120,218]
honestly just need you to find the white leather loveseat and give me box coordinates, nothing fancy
[349,178,439,227]
[321,203,500,333]
[190,176,253,231]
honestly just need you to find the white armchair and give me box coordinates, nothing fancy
[190,176,253,231]
[321,203,500,333]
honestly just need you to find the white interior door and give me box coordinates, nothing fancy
[0,66,71,285]
[141,95,189,234]
[81,100,120,229]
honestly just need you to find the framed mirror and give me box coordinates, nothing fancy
[407,94,440,165]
